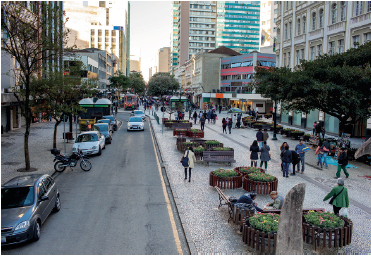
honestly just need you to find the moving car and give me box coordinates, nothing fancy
[131,110,146,121]
[93,123,112,144]
[127,117,144,131]
[72,131,105,156]
[1,174,60,245]
[96,119,113,132]
[102,115,117,131]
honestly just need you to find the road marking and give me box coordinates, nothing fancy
[149,121,183,255]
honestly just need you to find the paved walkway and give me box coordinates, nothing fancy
[148,108,371,255]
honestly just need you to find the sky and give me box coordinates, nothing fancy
[130,1,172,82]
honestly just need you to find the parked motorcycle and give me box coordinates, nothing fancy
[51,148,92,172]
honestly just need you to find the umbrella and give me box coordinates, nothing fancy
[227,108,243,113]
[354,137,371,159]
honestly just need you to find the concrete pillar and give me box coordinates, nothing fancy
[323,2,329,53]
[276,183,306,255]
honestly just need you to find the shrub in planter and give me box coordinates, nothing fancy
[205,140,220,144]
[212,168,239,177]
[236,166,264,175]
[304,211,344,228]
[193,146,205,153]
[248,172,275,182]
[249,213,280,233]
[210,147,233,151]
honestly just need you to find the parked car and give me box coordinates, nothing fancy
[103,115,117,131]
[1,174,60,245]
[131,110,146,121]
[127,117,144,131]
[93,123,112,144]
[96,119,113,132]
[72,131,105,156]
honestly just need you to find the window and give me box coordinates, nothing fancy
[303,16,306,34]
[340,2,346,21]
[286,1,288,11]
[285,23,288,40]
[355,1,363,16]
[287,52,291,68]
[290,1,293,9]
[301,49,305,59]
[317,44,322,56]
[353,35,360,48]
[297,18,301,35]
[368,1,371,12]
[365,33,371,43]
[283,53,287,67]
[274,8,278,13]
[338,39,344,53]
[332,4,337,24]
[329,41,335,55]
[312,12,316,30]
[310,47,315,60]
[296,50,300,65]
[319,9,324,28]
[289,22,292,38]
[262,21,266,25]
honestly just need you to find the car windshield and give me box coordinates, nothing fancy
[2,187,34,209]
[129,117,142,122]
[94,125,108,132]
[99,120,109,124]
[103,116,114,121]
[134,111,144,115]
[76,134,99,142]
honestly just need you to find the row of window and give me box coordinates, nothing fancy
[189,30,215,35]
[218,19,260,25]
[189,43,215,48]
[218,5,260,10]
[91,29,117,37]
[190,4,214,10]
[189,24,215,29]
[189,36,215,41]
[217,14,259,19]
[221,61,276,70]
[190,11,215,16]
[221,74,253,80]
[189,17,216,22]
[216,33,259,38]
[218,24,259,29]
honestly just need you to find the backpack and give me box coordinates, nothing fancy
[228,119,232,125]
[181,151,189,167]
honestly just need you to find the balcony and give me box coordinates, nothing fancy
[307,28,323,42]
[350,13,371,29]
[327,21,345,36]
[294,34,306,45]
[283,39,291,49]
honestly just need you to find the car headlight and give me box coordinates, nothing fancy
[128,123,131,126]
[15,220,30,231]
[92,146,97,149]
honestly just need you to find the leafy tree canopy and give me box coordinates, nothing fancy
[147,72,180,97]
[108,71,130,92]
[129,72,146,94]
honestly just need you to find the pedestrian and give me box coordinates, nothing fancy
[178,111,183,120]
[322,139,331,168]
[270,106,273,113]
[236,113,241,128]
[315,122,322,138]
[219,105,222,114]
[193,111,198,125]
[86,120,91,131]
[321,126,326,139]
[199,111,203,120]
[207,110,211,123]
[228,117,233,134]
[295,139,307,174]
[263,191,284,210]
[214,113,217,124]
[313,121,317,135]
[211,111,215,124]
[222,118,227,134]
[315,141,328,169]
[200,115,205,131]
[280,142,288,171]
[183,146,196,183]
[234,191,263,212]
[281,145,292,178]
[323,178,349,215]
[263,129,269,142]
[260,141,270,171]
[335,147,350,179]
[291,150,300,175]
[256,128,264,149]
[250,140,260,167]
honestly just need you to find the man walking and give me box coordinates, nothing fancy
[335,147,350,179]
[200,115,206,131]
[256,128,264,149]
[295,139,307,174]
[219,105,222,114]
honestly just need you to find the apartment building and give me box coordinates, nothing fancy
[260,1,278,49]
[158,47,171,72]
[171,1,180,71]
[275,1,371,136]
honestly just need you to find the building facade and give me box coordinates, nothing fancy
[171,1,180,72]
[158,47,171,72]
[275,1,371,136]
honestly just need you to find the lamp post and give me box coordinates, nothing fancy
[272,99,278,140]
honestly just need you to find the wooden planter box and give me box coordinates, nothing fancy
[242,221,277,255]
[194,151,204,160]
[162,118,168,124]
[190,139,208,145]
[173,130,188,137]
[291,132,304,139]
[264,114,273,119]
[302,216,353,249]
[171,122,193,129]
[203,142,224,150]
[303,135,310,142]
[209,171,243,189]
[180,142,199,152]
[235,167,265,176]
[187,130,204,138]
[176,137,187,151]
[243,175,278,194]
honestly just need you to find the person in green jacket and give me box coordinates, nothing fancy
[323,178,349,215]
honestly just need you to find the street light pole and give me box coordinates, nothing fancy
[272,100,278,140]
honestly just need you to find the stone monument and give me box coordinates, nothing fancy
[276,183,306,255]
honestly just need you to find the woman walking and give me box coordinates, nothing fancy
[260,141,270,171]
[228,118,233,134]
[222,118,227,134]
[281,145,292,178]
[315,141,327,169]
[193,111,198,125]
[323,178,349,215]
[250,140,260,167]
[183,146,196,183]
[280,142,288,171]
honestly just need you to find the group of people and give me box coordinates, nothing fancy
[279,140,307,177]
[233,191,284,213]
[191,110,218,131]
[313,121,326,139]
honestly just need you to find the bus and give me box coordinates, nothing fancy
[124,94,137,110]
[78,98,112,130]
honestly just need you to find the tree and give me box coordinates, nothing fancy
[129,72,146,94]
[147,72,180,97]
[253,42,371,135]
[108,71,130,92]
[1,2,71,170]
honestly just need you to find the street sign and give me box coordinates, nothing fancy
[161,106,166,112]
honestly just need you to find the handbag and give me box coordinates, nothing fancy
[329,187,344,205]
[181,150,190,167]
[264,146,271,158]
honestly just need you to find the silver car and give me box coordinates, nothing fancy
[127,117,144,131]
[1,174,60,245]
[131,110,146,121]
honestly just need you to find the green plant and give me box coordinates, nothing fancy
[188,128,202,132]
[193,146,205,152]
[291,130,304,134]
[205,140,220,144]
[304,133,311,137]
[211,147,233,151]
[248,172,275,182]
[304,211,344,228]
[175,129,188,132]
[239,166,262,174]
[249,213,280,233]
[276,125,283,128]
[183,142,197,145]
[212,168,239,178]
[283,128,294,131]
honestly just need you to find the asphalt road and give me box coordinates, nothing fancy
[2,112,185,255]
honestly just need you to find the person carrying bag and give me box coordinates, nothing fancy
[181,147,196,182]
[323,178,349,215]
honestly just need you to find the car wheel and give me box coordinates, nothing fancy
[53,194,61,213]
[98,146,102,155]
[33,221,41,241]
[103,143,106,149]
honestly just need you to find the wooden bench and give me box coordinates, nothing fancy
[203,151,236,166]
[214,186,234,222]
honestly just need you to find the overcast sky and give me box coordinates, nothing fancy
[130,1,172,82]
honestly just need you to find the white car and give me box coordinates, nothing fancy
[131,110,146,121]
[127,117,144,131]
[72,131,106,156]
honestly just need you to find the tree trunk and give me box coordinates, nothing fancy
[69,113,73,133]
[24,115,31,170]
[53,120,62,149]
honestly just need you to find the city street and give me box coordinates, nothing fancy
[1,112,187,255]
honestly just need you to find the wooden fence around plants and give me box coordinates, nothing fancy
[302,216,353,249]
[243,176,278,194]
[209,172,243,189]
[180,143,199,152]
[242,224,277,255]
[203,142,223,150]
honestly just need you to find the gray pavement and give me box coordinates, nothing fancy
[148,107,371,255]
